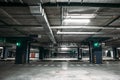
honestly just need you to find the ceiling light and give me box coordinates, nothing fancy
[61,47,69,50]
[57,31,104,35]
[64,14,96,18]
[64,15,95,19]
[117,47,120,49]
[0,47,3,49]
[83,48,89,51]
[63,19,90,24]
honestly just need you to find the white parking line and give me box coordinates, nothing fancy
[50,64,54,66]
[70,64,74,66]
[76,64,81,66]
[31,64,35,66]
[82,64,87,66]
[89,64,93,66]
[44,64,48,66]
[57,65,61,67]
[95,64,100,66]
[38,64,42,66]
[24,64,29,66]
[62,62,68,70]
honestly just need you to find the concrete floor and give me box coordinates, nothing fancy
[0,61,120,80]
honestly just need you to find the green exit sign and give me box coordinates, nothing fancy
[16,42,21,47]
[94,42,100,47]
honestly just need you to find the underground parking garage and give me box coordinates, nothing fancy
[0,0,120,80]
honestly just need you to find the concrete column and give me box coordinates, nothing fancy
[45,49,49,58]
[77,47,80,60]
[15,40,30,64]
[113,47,119,60]
[2,46,8,59]
[89,42,92,63]
[26,42,31,63]
[118,50,120,60]
[39,47,44,60]
[80,48,82,60]
[92,42,102,64]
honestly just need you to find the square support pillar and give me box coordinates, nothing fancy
[39,47,44,60]
[91,42,102,64]
[113,47,119,60]
[77,47,80,60]
[15,40,30,64]
[2,46,8,59]
[89,43,92,63]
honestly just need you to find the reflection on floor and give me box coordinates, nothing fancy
[0,56,116,61]
[0,61,120,80]
[44,58,78,61]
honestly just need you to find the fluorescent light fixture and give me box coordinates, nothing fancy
[64,14,96,19]
[0,47,3,49]
[63,19,90,24]
[83,48,89,51]
[64,15,95,19]
[57,31,103,35]
[105,50,108,53]
[117,47,120,49]
[61,47,69,50]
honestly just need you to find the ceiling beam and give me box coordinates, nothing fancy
[104,16,120,26]
[30,5,56,44]
[43,2,120,7]
[0,2,120,7]
[0,2,28,6]
[0,8,27,36]
[51,26,120,30]
[0,25,43,28]
[0,25,120,29]
[105,42,120,47]
[57,31,104,35]
[43,12,57,44]
[95,16,120,41]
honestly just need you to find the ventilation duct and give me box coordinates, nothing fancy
[30,4,44,15]
[29,4,56,44]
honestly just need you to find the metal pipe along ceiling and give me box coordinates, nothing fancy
[51,26,120,30]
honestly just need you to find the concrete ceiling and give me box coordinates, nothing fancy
[0,0,120,46]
